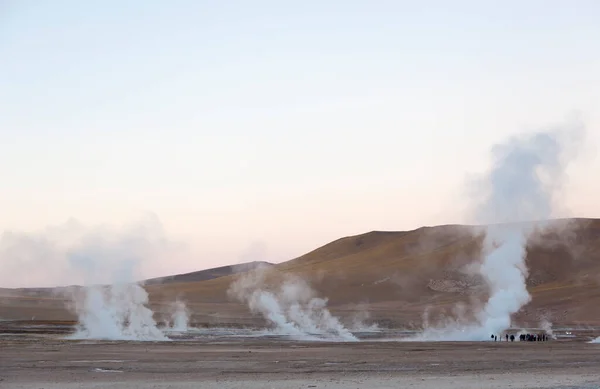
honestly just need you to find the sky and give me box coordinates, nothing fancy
[1,1,599,287]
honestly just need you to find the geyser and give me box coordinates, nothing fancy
[44,215,192,341]
[69,283,169,341]
[228,267,358,341]
[69,284,193,341]
[165,300,190,332]
[412,124,583,341]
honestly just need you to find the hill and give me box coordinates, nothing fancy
[146,218,600,327]
[2,218,600,328]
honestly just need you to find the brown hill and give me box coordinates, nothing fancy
[2,218,600,328]
[146,218,600,327]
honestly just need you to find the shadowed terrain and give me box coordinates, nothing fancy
[2,218,600,328]
[143,261,274,285]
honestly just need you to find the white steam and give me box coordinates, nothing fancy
[349,303,380,332]
[18,214,194,341]
[68,284,191,341]
[165,300,190,332]
[413,122,584,341]
[69,283,169,341]
[228,268,358,341]
[540,318,556,339]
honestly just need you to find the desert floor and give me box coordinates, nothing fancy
[2,331,600,389]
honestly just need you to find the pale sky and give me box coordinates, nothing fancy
[1,1,599,287]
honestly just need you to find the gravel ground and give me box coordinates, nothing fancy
[2,335,600,389]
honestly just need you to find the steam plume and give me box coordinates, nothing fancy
[64,216,191,340]
[540,318,556,339]
[228,266,358,341]
[349,303,380,332]
[68,283,168,341]
[0,214,191,341]
[413,121,584,340]
[165,300,190,332]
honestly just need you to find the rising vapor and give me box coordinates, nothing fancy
[0,213,192,341]
[228,265,358,341]
[413,120,585,340]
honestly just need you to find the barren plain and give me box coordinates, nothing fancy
[2,334,600,389]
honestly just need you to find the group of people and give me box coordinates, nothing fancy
[490,333,550,342]
[519,333,550,342]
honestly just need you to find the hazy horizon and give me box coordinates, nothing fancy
[1,1,599,288]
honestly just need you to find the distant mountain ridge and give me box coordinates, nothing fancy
[143,261,274,285]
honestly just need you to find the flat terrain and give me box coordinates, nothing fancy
[2,335,600,389]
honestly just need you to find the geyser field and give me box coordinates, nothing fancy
[3,126,600,388]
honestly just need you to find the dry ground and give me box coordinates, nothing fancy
[2,336,600,389]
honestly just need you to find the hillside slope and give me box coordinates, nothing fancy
[148,218,600,326]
